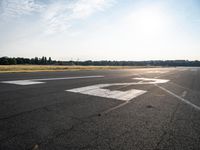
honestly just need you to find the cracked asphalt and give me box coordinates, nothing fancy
[0,67,200,150]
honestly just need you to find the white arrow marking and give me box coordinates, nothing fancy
[67,83,146,101]
[67,78,169,101]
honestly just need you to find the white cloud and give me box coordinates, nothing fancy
[0,0,44,18]
[71,0,114,19]
[0,0,115,34]
[43,0,115,34]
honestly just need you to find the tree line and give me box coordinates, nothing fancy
[0,56,200,66]
[0,57,53,65]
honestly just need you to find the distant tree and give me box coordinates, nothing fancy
[44,57,47,64]
[16,57,24,64]
[8,58,16,65]
[48,57,52,64]
[34,57,39,64]
[41,56,44,64]
[1,56,200,66]
[40,56,47,64]
[24,58,30,64]
[0,57,9,65]
[30,58,35,64]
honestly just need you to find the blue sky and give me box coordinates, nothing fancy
[0,0,200,61]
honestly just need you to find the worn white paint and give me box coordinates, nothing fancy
[146,70,169,74]
[32,75,104,81]
[67,77,169,101]
[133,78,169,84]
[1,80,45,85]
[1,76,104,85]
[190,68,198,72]
[67,83,147,101]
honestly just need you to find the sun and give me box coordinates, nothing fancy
[128,6,167,36]
[138,11,164,33]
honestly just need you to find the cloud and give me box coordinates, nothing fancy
[0,0,44,18]
[71,0,114,19]
[0,0,115,34]
[43,0,115,34]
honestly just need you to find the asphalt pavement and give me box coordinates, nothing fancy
[0,67,200,150]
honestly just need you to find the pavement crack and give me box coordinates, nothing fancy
[0,101,75,121]
[154,103,180,149]
[0,105,54,121]
[0,127,35,143]
[38,114,99,147]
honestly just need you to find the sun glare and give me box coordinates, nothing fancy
[128,6,167,36]
[138,11,164,33]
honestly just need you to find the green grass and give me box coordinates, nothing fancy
[0,65,136,73]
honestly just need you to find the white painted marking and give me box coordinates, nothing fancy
[1,80,45,85]
[66,77,170,114]
[67,78,169,101]
[33,75,104,81]
[101,101,130,115]
[189,68,198,72]
[155,84,200,111]
[133,78,169,84]
[146,71,169,74]
[67,83,147,101]
[1,76,104,85]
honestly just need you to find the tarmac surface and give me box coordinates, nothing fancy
[0,67,200,150]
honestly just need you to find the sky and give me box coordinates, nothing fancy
[0,0,200,61]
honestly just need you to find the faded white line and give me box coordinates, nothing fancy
[1,75,104,85]
[155,84,200,111]
[100,101,130,115]
[1,80,45,85]
[134,78,169,84]
[190,68,198,72]
[146,71,169,74]
[33,75,104,81]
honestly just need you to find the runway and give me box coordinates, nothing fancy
[0,67,200,150]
